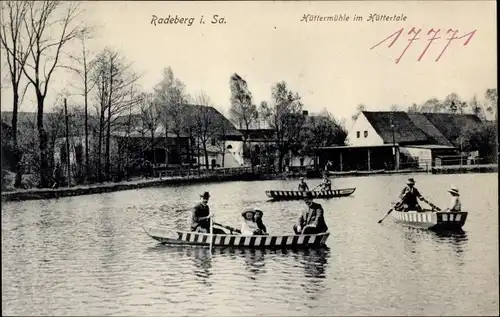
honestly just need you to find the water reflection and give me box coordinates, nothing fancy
[400,227,469,264]
[431,229,468,260]
[186,248,213,285]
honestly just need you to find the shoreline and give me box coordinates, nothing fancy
[1,164,497,202]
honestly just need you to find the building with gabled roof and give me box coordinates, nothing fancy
[317,110,484,171]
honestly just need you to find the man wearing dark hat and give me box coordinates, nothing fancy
[293,191,328,234]
[297,177,309,191]
[191,192,225,234]
[398,178,425,212]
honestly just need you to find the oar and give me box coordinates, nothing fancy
[378,201,402,224]
[311,184,322,191]
[421,198,442,211]
[377,207,395,224]
[214,222,241,234]
[209,213,214,252]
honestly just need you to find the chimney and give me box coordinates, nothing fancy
[302,110,308,116]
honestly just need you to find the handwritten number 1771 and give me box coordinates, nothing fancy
[370,28,476,63]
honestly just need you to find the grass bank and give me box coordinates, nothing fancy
[1,168,268,202]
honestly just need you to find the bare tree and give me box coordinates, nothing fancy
[138,92,160,165]
[18,1,88,187]
[444,93,464,114]
[484,88,497,121]
[63,36,96,182]
[469,94,483,119]
[301,111,347,167]
[260,81,306,172]
[351,104,366,121]
[91,48,139,181]
[229,73,258,165]
[192,92,218,169]
[153,67,189,166]
[0,0,32,187]
[214,106,232,168]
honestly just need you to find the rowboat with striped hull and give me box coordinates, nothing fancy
[265,188,356,200]
[142,225,330,248]
[392,210,468,231]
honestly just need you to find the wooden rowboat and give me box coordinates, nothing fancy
[265,188,356,200]
[142,225,330,249]
[392,210,468,231]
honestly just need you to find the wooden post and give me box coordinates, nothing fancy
[339,152,343,172]
[367,149,371,171]
[64,98,71,187]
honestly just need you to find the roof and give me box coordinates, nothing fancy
[361,111,483,147]
[407,113,453,146]
[113,104,241,137]
[362,111,429,144]
[316,144,396,150]
[420,113,483,146]
[403,144,456,149]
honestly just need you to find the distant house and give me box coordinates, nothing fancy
[223,118,275,168]
[224,110,323,170]
[318,111,483,171]
[52,104,242,177]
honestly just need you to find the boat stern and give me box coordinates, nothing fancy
[430,211,468,231]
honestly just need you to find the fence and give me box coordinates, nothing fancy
[157,166,261,179]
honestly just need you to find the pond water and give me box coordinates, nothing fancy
[2,173,498,316]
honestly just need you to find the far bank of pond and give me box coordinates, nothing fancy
[1,164,496,202]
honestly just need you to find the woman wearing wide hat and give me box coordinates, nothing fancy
[444,185,461,212]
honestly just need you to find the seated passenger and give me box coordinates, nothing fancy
[293,192,328,235]
[443,186,461,212]
[253,209,268,235]
[240,208,266,236]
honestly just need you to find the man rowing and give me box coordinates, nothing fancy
[298,177,309,191]
[320,173,332,191]
[190,191,226,234]
[397,178,426,212]
[293,191,328,235]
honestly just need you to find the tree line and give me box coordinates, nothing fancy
[1,1,347,189]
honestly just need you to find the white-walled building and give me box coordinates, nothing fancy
[317,111,482,171]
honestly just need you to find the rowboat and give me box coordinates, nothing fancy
[265,188,356,200]
[142,225,330,249]
[392,210,468,231]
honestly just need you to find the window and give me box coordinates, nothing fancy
[226,144,233,149]
[356,131,360,138]
[364,131,368,138]
[211,138,216,146]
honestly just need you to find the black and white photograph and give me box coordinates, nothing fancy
[1,1,498,316]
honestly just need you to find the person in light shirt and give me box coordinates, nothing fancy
[443,186,461,212]
[240,208,267,236]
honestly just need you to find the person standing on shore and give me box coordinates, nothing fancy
[190,192,225,234]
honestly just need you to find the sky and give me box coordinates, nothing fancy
[0,1,497,127]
